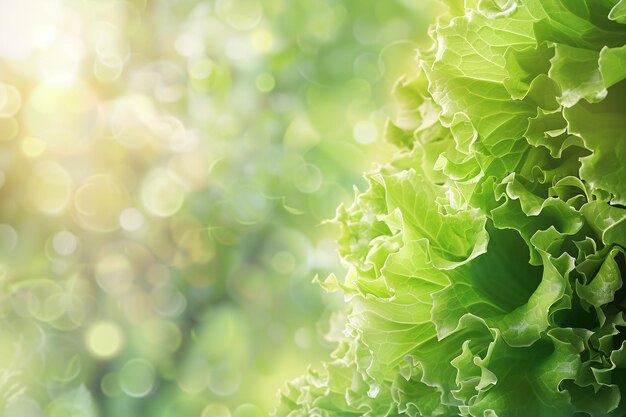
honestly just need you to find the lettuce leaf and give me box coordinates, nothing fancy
[276,0,626,416]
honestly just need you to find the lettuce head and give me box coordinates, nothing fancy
[275,0,626,416]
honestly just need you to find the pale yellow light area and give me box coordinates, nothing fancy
[73,175,128,232]
[0,0,61,60]
[93,59,123,83]
[109,95,156,149]
[150,115,187,151]
[352,120,378,144]
[28,82,95,116]
[119,208,144,232]
[64,84,95,114]
[95,253,134,295]
[189,58,215,80]
[169,152,209,186]
[0,117,19,142]
[250,29,274,53]
[52,230,78,256]
[25,82,98,155]
[85,321,124,359]
[140,169,186,218]
[175,32,204,57]
[0,83,22,117]
[21,136,47,158]
[28,161,73,215]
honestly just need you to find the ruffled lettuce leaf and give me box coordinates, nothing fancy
[276,0,626,416]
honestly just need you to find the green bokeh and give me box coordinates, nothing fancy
[0,0,437,415]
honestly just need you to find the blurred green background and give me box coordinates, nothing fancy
[0,0,437,416]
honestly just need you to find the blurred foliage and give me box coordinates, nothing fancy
[0,0,437,416]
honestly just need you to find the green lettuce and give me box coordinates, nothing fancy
[275,0,626,416]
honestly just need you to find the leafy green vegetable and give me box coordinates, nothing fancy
[275,0,626,416]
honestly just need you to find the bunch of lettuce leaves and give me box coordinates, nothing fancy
[275,0,626,416]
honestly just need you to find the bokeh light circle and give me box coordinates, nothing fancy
[28,161,73,215]
[292,163,323,193]
[119,358,156,398]
[85,321,124,359]
[73,175,127,232]
[208,363,242,396]
[141,169,186,217]
[0,224,19,253]
[95,253,134,295]
[216,0,263,31]
[352,120,378,144]
[119,207,145,231]
[51,231,78,256]
[3,396,41,417]
[0,83,22,117]
[202,403,232,417]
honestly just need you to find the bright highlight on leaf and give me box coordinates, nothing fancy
[275,0,626,416]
